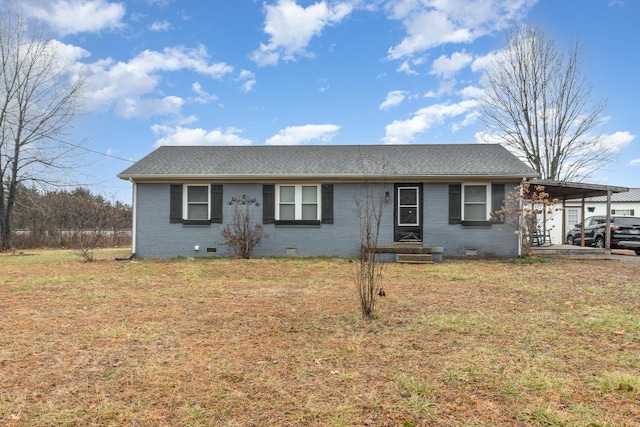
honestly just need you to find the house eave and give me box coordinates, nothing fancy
[118,172,538,183]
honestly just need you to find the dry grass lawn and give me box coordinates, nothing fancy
[1,249,639,426]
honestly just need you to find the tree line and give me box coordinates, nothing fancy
[10,186,131,250]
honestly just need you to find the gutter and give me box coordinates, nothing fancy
[117,173,540,183]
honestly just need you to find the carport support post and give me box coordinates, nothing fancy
[605,190,612,254]
[561,198,566,244]
[580,196,586,247]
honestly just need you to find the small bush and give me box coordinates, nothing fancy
[221,195,267,259]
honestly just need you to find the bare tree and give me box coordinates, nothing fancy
[478,24,609,182]
[0,12,84,250]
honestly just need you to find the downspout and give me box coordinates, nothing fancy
[129,178,137,256]
[518,178,526,257]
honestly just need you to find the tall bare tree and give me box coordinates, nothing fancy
[478,24,609,182]
[0,12,84,250]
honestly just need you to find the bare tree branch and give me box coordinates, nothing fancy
[479,24,610,183]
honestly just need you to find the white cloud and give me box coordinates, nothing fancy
[386,0,536,60]
[150,20,171,31]
[475,130,501,145]
[436,78,457,95]
[266,124,340,145]
[388,9,472,59]
[237,70,256,93]
[251,0,353,66]
[471,50,502,72]
[152,125,252,147]
[19,0,126,35]
[130,45,233,78]
[382,100,478,144]
[83,45,233,118]
[430,51,473,78]
[380,90,409,110]
[629,159,640,167]
[116,96,183,119]
[452,110,480,131]
[458,85,484,99]
[396,56,426,75]
[397,60,419,75]
[48,39,92,62]
[602,131,634,153]
[191,82,217,104]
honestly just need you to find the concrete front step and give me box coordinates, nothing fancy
[396,253,434,264]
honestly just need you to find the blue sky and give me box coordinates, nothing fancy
[3,0,638,202]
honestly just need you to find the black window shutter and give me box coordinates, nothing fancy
[491,183,505,223]
[263,184,275,224]
[170,184,183,223]
[210,184,223,223]
[631,209,635,216]
[448,184,461,224]
[321,184,334,224]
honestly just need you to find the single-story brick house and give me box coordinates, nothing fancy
[117,144,539,259]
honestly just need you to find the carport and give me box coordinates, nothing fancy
[529,179,629,253]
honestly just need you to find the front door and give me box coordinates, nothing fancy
[394,184,422,242]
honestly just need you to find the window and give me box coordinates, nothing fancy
[612,209,634,216]
[398,187,419,226]
[276,184,321,221]
[448,183,505,225]
[169,184,223,224]
[566,208,580,227]
[463,184,489,221]
[185,185,209,220]
[263,184,332,225]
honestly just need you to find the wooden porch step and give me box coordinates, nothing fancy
[396,253,434,264]
[372,244,435,254]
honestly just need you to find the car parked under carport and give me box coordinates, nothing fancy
[566,215,640,255]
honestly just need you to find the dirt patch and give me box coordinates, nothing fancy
[1,251,639,426]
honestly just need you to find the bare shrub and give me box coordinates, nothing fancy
[221,195,267,259]
[354,184,386,320]
[79,231,105,262]
[493,182,559,255]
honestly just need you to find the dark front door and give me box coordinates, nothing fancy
[394,184,422,242]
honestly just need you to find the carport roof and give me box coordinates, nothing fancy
[530,179,629,200]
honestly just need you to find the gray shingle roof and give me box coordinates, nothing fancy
[118,144,539,180]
